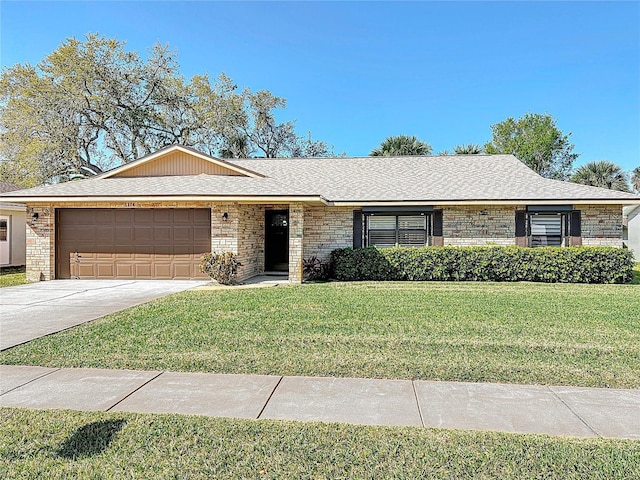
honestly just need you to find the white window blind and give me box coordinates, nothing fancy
[530,214,563,246]
[367,214,428,247]
[398,215,426,229]
[368,216,396,229]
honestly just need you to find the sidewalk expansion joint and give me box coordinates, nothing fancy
[0,367,61,396]
[256,375,284,419]
[547,386,602,438]
[105,370,165,412]
[411,381,425,428]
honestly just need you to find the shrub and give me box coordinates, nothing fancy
[330,246,634,284]
[199,252,241,285]
[302,256,330,281]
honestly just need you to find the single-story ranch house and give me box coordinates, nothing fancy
[2,145,640,283]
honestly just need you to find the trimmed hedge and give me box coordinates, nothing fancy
[330,246,634,284]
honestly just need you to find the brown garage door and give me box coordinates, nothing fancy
[56,208,211,279]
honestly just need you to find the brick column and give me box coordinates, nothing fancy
[210,203,239,253]
[288,202,304,283]
[26,204,55,281]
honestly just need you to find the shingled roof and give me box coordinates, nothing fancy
[0,181,24,194]
[2,149,639,205]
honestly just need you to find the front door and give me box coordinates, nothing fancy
[265,210,289,272]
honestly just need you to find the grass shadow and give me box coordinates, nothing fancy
[631,269,640,285]
[56,419,127,460]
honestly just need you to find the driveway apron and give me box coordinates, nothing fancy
[0,280,209,350]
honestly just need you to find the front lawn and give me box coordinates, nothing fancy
[2,408,638,479]
[2,282,639,388]
[633,262,640,284]
[0,267,28,287]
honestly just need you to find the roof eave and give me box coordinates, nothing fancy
[328,198,640,206]
[8,195,329,205]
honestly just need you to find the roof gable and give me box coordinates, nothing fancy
[103,145,264,179]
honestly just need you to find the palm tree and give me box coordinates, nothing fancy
[370,135,432,156]
[632,166,640,193]
[453,143,484,154]
[569,160,631,192]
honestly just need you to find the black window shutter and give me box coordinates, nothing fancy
[515,211,527,237]
[433,209,443,237]
[570,210,581,237]
[353,210,363,248]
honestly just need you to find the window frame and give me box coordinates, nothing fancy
[364,212,431,248]
[527,212,568,247]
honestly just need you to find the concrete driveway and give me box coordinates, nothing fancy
[0,280,210,350]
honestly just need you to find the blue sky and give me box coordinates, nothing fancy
[2,1,639,171]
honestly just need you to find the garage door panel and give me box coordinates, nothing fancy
[77,263,96,278]
[193,209,211,223]
[134,210,153,223]
[194,226,211,242]
[152,209,171,222]
[154,264,172,278]
[174,263,193,279]
[57,208,211,279]
[133,227,153,242]
[116,264,134,277]
[133,245,153,258]
[154,227,171,242]
[173,244,194,255]
[96,226,115,242]
[173,209,193,223]
[97,264,115,277]
[154,245,171,256]
[113,248,134,258]
[115,227,133,243]
[135,264,153,278]
[114,210,134,223]
[74,227,98,243]
[173,226,192,242]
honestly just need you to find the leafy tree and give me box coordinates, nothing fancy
[453,143,484,154]
[632,166,640,193]
[221,89,330,158]
[0,34,331,186]
[370,135,432,156]
[484,113,578,180]
[569,160,631,192]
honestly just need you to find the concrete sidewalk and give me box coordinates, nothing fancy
[1,365,638,439]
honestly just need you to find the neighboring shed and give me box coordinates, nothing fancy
[0,181,27,267]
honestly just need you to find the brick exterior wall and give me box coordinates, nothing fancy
[237,204,265,280]
[25,204,55,282]
[577,204,623,247]
[303,206,354,262]
[288,203,304,283]
[443,206,516,246]
[23,201,625,283]
[210,203,239,253]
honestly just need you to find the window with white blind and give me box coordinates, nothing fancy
[529,214,565,247]
[366,214,428,247]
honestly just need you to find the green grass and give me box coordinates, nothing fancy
[1,408,638,479]
[632,262,640,285]
[2,282,639,388]
[0,267,28,287]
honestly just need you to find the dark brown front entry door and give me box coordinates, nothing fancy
[265,210,289,272]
